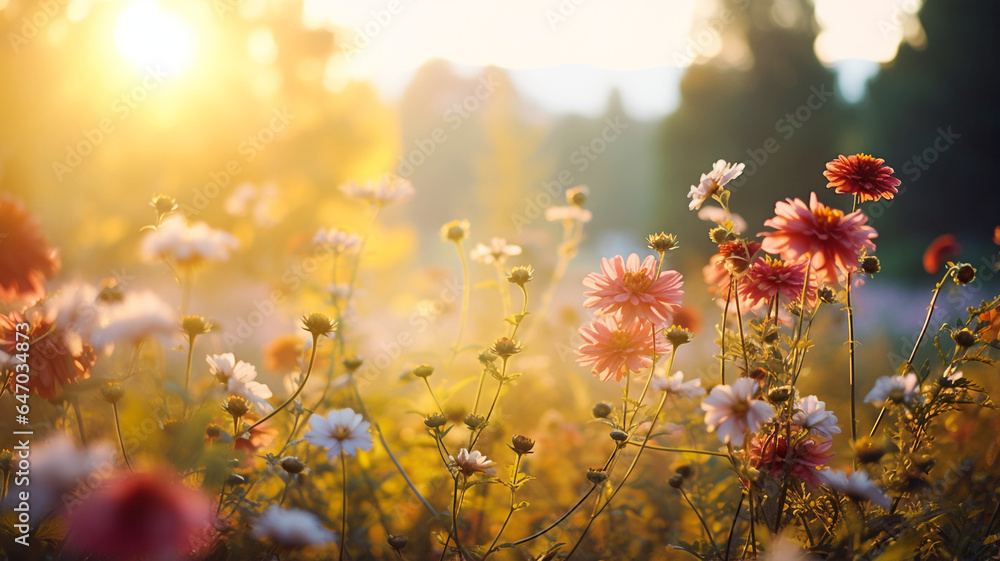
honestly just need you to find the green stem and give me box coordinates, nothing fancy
[488,454,522,552]
[423,377,446,417]
[453,240,471,355]
[680,487,720,556]
[72,397,87,446]
[732,279,750,374]
[112,403,133,471]
[721,281,732,385]
[624,442,728,457]
[846,271,858,455]
[246,335,320,434]
[340,451,348,561]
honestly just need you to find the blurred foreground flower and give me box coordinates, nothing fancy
[2,435,114,515]
[583,253,684,326]
[922,233,962,274]
[701,378,774,447]
[313,227,361,254]
[687,159,744,210]
[651,370,705,399]
[340,174,414,206]
[792,395,841,439]
[252,505,335,548]
[697,206,747,233]
[304,408,373,458]
[864,373,919,406]
[67,471,215,561]
[89,290,176,348]
[0,195,59,302]
[1,311,94,399]
[760,193,877,284]
[823,153,901,203]
[749,434,833,486]
[141,215,239,267]
[817,468,892,508]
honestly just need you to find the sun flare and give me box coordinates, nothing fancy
[114,0,196,74]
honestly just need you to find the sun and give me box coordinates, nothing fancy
[114,0,196,75]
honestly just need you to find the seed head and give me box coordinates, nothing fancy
[510,434,535,455]
[387,535,409,550]
[301,312,336,338]
[280,456,306,475]
[464,413,486,430]
[412,364,435,379]
[668,474,684,489]
[952,328,977,348]
[592,401,613,419]
[609,429,628,443]
[440,219,470,243]
[181,315,213,338]
[818,286,837,304]
[342,356,364,372]
[664,325,693,347]
[223,395,251,418]
[861,255,881,276]
[490,337,522,359]
[586,469,608,484]
[424,413,447,429]
[647,232,679,253]
[101,382,124,404]
[150,194,178,218]
[954,264,977,285]
[506,265,534,286]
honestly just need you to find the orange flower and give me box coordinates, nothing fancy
[823,154,901,203]
[978,308,1000,343]
[0,311,93,399]
[922,234,962,274]
[583,253,684,327]
[263,334,303,373]
[0,196,59,302]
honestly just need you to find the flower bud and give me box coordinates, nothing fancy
[511,434,535,455]
[647,232,679,253]
[674,464,694,479]
[609,429,628,443]
[861,255,881,276]
[952,328,977,348]
[818,286,837,304]
[301,312,336,338]
[668,474,684,489]
[424,413,447,429]
[226,473,247,486]
[224,395,251,418]
[412,364,435,379]
[586,469,608,484]
[181,315,212,338]
[478,349,499,364]
[342,356,364,372]
[592,401,613,419]
[101,382,124,404]
[464,413,486,430]
[506,266,534,286]
[206,424,223,439]
[490,337,522,359]
[150,194,178,217]
[440,220,470,242]
[709,227,736,244]
[387,535,408,550]
[280,456,306,475]
[566,186,588,206]
[664,325,693,347]
[767,385,793,404]
[954,264,976,285]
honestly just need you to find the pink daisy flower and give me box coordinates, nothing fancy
[740,256,817,308]
[759,193,877,285]
[749,434,833,487]
[583,253,683,327]
[576,314,662,382]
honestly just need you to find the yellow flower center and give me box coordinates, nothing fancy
[609,330,631,351]
[622,271,652,292]
[812,205,844,228]
[332,426,351,440]
[731,400,750,417]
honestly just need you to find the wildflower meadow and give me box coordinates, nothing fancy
[2,1,1000,560]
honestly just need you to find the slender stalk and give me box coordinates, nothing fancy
[495,262,511,319]
[453,240,470,354]
[112,403,134,471]
[721,281,732,384]
[488,454,522,551]
[422,378,446,417]
[870,266,953,437]
[625,442,728,457]
[509,284,529,340]
[627,325,657,428]
[72,397,87,446]
[846,271,858,455]
[732,279,750,374]
[724,493,744,561]
[182,334,196,416]
[510,486,598,546]
[246,335,320,434]
[470,356,509,449]
[679,487,720,556]
[349,376,437,516]
[340,451,348,561]
[180,268,193,316]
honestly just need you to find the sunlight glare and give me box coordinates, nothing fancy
[114,0,196,74]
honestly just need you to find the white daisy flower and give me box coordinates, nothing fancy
[700,377,774,447]
[313,228,362,254]
[252,505,335,548]
[44,281,101,354]
[544,206,593,223]
[864,373,920,406]
[792,395,841,439]
[650,370,705,399]
[469,237,522,265]
[340,175,414,205]
[207,353,274,414]
[89,290,176,348]
[304,408,373,458]
[140,215,239,266]
[687,159,745,211]
[817,468,892,509]
[450,448,496,477]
